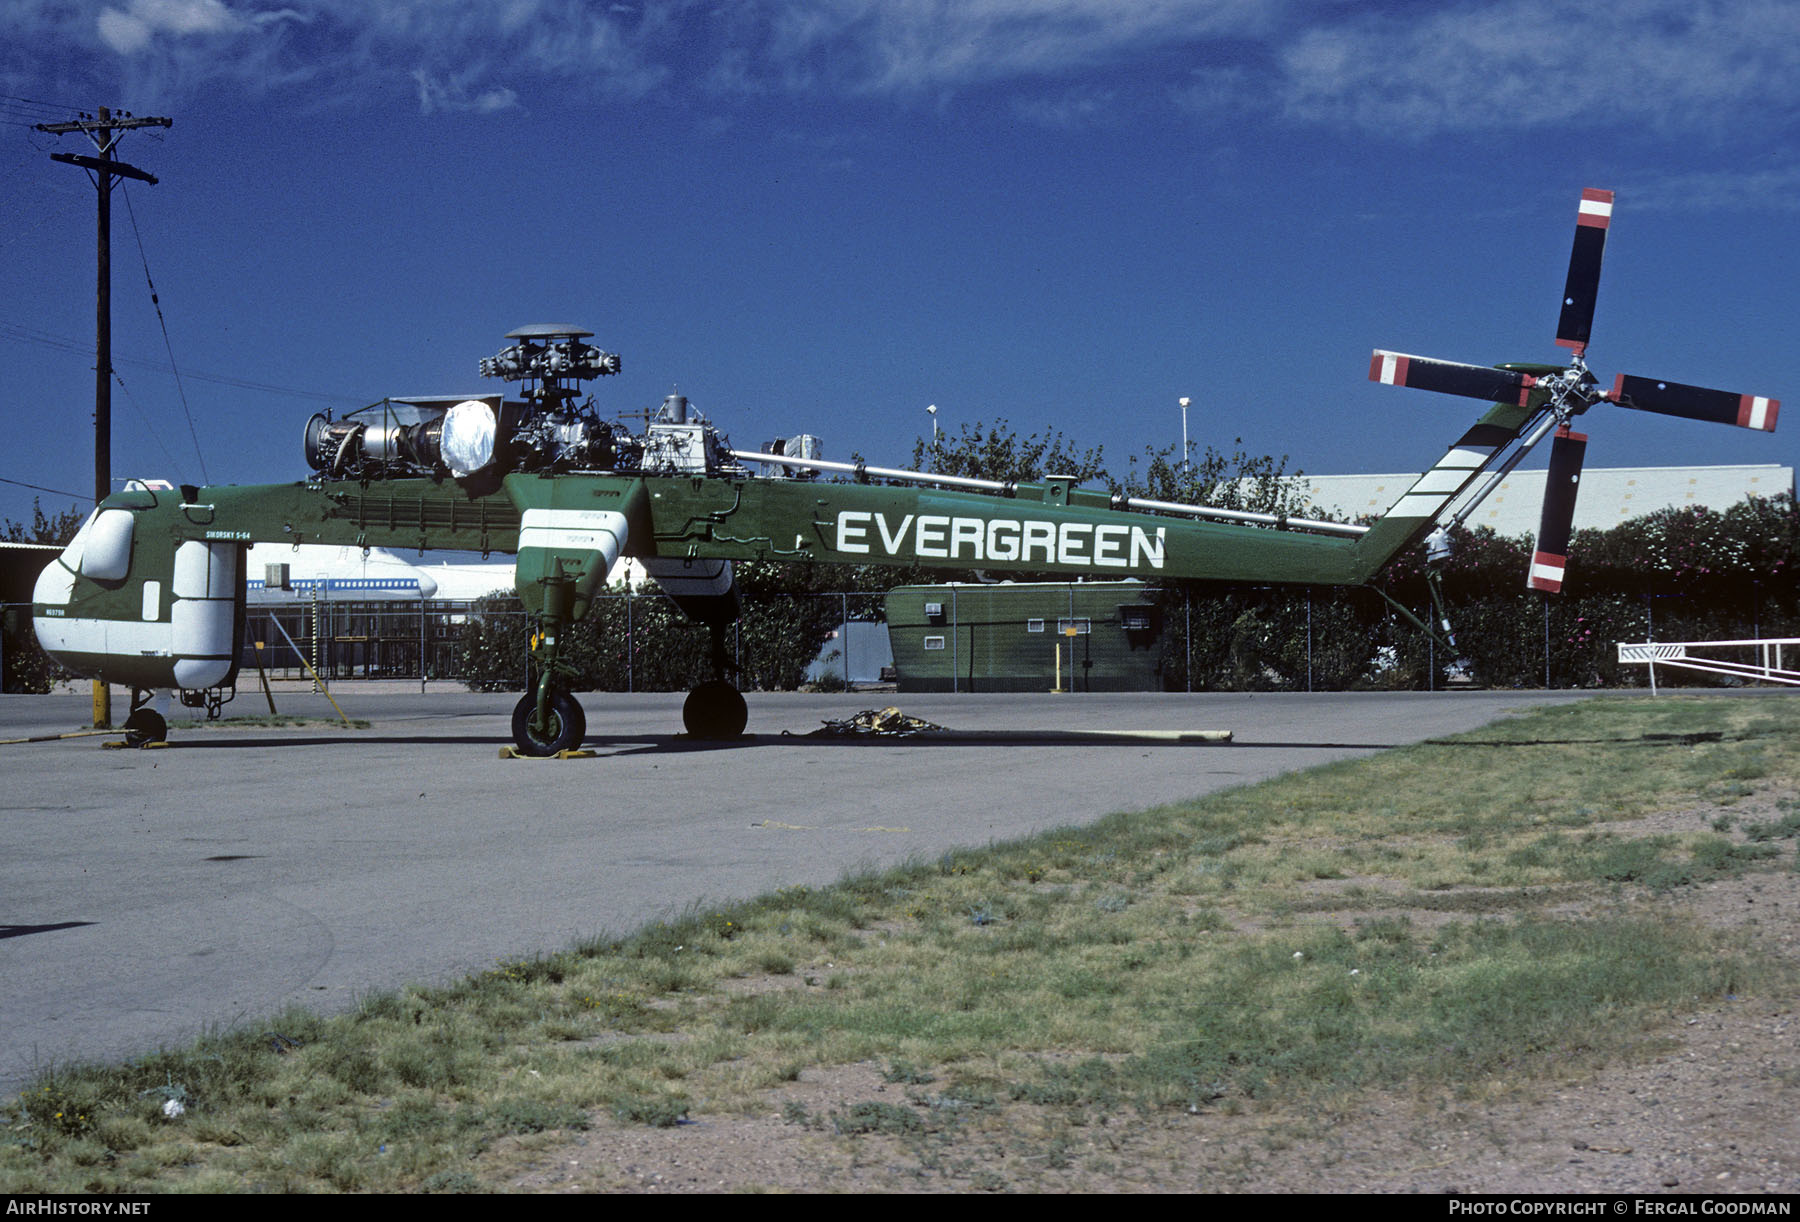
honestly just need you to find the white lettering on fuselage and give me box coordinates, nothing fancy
[834,511,1163,570]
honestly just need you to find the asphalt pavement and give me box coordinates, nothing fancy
[0,684,1588,1095]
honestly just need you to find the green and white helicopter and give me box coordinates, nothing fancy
[32,190,1780,753]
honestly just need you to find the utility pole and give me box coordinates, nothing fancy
[36,106,172,727]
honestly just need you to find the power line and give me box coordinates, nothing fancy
[109,365,193,484]
[121,182,208,481]
[0,475,89,502]
[0,93,79,114]
[0,322,365,405]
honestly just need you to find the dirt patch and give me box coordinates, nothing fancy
[487,983,1798,1193]
[479,799,1800,1194]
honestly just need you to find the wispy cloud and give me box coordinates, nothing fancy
[1622,165,1800,214]
[5,0,669,114]
[1009,86,1117,129]
[1275,0,1800,138]
[742,0,1276,95]
[97,0,249,56]
[410,68,518,117]
[6,0,1798,138]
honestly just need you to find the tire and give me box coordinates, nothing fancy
[682,679,747,739]
[511,690,586,756]
[123,708,167,747]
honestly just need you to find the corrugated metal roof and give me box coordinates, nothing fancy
[1293,465,1793,539]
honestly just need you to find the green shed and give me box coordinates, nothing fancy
[884,581,1163,692]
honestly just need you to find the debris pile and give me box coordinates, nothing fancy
[808,707,947,737]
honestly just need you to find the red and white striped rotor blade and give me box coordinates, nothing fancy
[1609,374,1779,432]
[1555,188,1613,356]
[1369,351,1539,406]
[1527,427,1587,594]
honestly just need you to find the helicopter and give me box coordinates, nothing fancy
[31,190,1780,754]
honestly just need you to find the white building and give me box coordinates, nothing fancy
[1292,464,1793,538]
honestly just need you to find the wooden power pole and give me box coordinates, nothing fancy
[36,106,172,727]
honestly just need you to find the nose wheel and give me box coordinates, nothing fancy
[511,688,586,756]
[121,689,168,747]
[122,707,167,748]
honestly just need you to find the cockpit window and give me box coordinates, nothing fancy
[79,509,135,581]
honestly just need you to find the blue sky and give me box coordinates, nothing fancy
[3,0,1798,527]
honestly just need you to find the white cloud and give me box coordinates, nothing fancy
[95,7,153,53]
[411,68,520,115]
[749,0,1277,95]
[1275,0,1800,137]
[1623,165,1800,214]
[12,0,671,115]
[10,0,1800,137]
[135,0,242,36]
[96,0,247,54]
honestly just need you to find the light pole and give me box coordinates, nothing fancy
[1178,397,1191,479]
[927,403,938,446]
[1178,396,1194,692]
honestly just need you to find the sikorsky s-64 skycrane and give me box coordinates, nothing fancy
[32,191,1780,753]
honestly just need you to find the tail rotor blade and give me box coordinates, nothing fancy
[1370,351,1539,405]
[1528,427,1588,593]
[1609,374,1780,432]
[1555,188,1613,355]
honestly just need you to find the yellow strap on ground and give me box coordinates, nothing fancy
[497,747,597,760]
[0,729,118,746]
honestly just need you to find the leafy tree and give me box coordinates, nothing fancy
[1119,439,1310,517]
[458,562,861,694]
[3,500,86,692]
[911,418,1107,486]
[1121,439,1322,689]
[3,499,84,545]
[457,595,532,692]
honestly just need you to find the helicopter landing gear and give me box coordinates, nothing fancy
[511,576,590,756]
[123,689,167,747]
[122,707,167,748]
[511,687,586,756]
[683,679,747,739]
[683,620,746,739]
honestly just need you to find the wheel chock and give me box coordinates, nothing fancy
[498,746,596,760]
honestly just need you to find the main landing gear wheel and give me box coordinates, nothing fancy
[683,680,747,739]
[511,690,586,756]
[122,708,167,748]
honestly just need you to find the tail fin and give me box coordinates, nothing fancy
[1348,400,1537,583]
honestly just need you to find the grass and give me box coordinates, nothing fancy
[4,693,1798,1192]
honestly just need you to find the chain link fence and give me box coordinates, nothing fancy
[7,585,1798,694]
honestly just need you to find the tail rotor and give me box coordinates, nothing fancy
[1369,188,1780,592]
